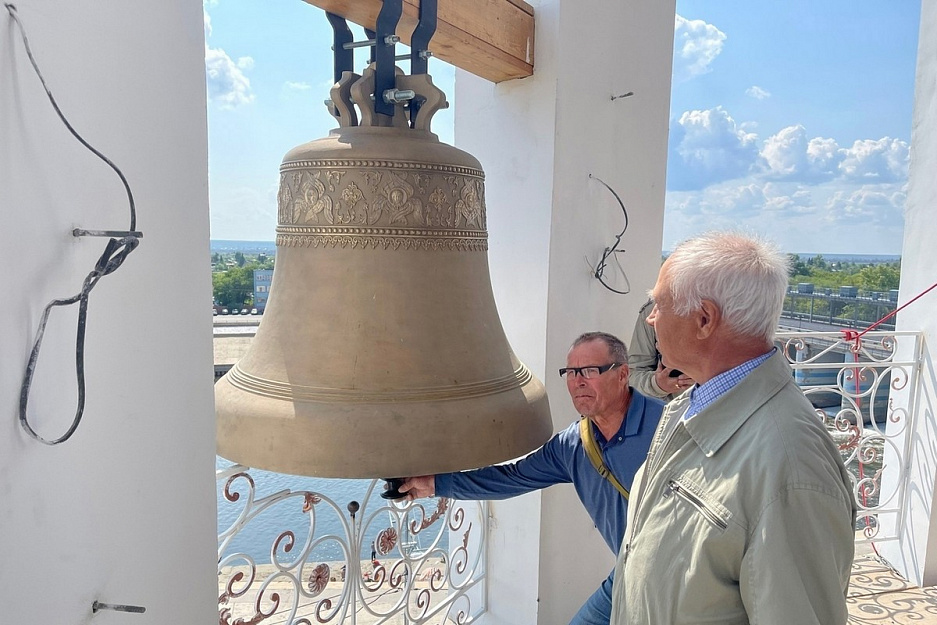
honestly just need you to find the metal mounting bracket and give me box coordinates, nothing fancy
[325,0,439,123]
[326,12,354,85]
[408,0,437,124]
[373,0,403,117]
[410,0,437,76]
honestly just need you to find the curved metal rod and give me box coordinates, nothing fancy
[589,174,631,295]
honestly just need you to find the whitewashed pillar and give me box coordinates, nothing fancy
[881,0,937,588]
[454,0,676,621]
[1,2,217,621]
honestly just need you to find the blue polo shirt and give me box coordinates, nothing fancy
[434,390,664,554]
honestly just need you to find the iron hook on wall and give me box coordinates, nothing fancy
[7,2,143,445]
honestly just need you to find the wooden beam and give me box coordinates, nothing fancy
[302,0,534,83]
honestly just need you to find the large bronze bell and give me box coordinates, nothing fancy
[215,66,552,478]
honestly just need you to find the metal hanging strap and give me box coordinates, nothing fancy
[326,0,439,122]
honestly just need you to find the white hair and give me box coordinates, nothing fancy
[665,231,790,341]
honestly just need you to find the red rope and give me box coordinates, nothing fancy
[841,280,937,350]
[836,280,937,545]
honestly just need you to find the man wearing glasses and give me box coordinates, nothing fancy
[400,331,665,625]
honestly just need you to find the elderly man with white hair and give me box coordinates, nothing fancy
[610,231,857,625]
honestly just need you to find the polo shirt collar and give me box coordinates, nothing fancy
[593,388,647,444]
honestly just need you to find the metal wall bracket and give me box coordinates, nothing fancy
[73,228,143,239]
[92,601,146,614]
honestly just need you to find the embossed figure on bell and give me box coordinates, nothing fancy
[215,65,552,478]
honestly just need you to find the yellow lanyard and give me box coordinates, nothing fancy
[579,417,629,500]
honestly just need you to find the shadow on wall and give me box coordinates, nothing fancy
[902,342,937,587]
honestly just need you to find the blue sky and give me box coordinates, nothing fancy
[666,1,920,254]
[204,1,921,255]
[203,0,455,243]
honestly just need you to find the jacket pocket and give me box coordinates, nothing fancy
[666,478,730,531]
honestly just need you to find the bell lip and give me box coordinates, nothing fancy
[215,372,553,479]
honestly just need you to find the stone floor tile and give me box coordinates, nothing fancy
[848,586,937,624]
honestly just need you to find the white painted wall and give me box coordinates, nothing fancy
[881,0,937,588]
[455,0,676,621]
[0,2,216,622]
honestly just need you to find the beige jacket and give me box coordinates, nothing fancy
[611,350,856,625]
[627,299,672,400]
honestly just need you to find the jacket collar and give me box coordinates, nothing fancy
[681,350,793,457]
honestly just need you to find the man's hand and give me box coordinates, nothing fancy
[399,475,436,501]
[653,362,695,395]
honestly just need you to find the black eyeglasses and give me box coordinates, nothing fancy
[558,363,623,379]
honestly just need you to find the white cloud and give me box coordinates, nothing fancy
[285,81,312,91]
[669,108,914,203]
[206,46,255,109]
[667,107,761,190]
[761,125,843,182]
[746,86,771,100]
[204,3,254,109]
[839,137,910,183]
[673,15,727,83]
[761,125,808,176]
[762,184,815,214]
[806,137,841,178]
[704,183,766,216]
[665,179,905,254]
[761,127,910,187]
[825,186,904,225]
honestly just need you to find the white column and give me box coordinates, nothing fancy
[881,0,937,588]
[0,2,216,621]
[455,0,676,621]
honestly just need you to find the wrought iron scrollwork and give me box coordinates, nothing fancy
[218,468,487,624]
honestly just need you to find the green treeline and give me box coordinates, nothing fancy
[210,251,901,313]
[211,251,274,309]
[788,254,900,292]
[785,255,901,328]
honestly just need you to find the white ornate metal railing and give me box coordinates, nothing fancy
[217,465,487,625]
[215,329,922,623]
[777,330,923,546]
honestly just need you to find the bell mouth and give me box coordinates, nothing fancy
[216,366,551,479]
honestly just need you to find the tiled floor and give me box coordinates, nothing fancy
[849,547,937,624]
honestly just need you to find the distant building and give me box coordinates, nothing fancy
[253,269,273,312]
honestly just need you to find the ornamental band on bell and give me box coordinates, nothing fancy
[276,161,488,252]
